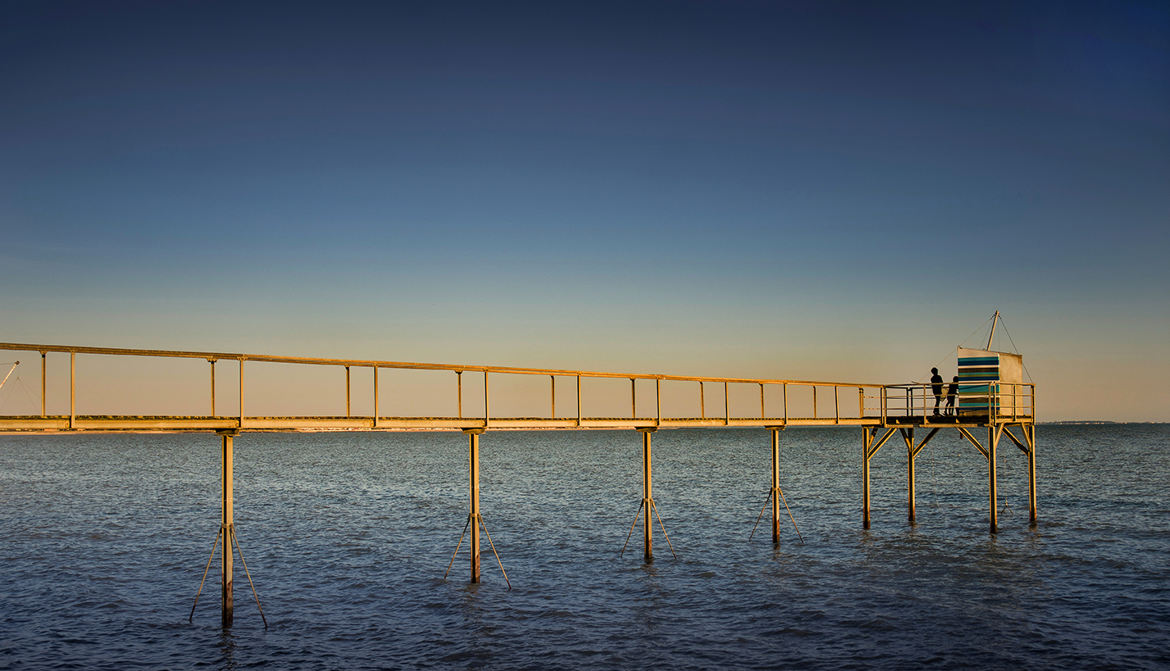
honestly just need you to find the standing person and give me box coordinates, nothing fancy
[930,368,944,415]
[945,376,959,416]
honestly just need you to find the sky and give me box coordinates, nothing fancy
[1,1,1168,421]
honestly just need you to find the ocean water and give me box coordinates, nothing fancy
[1,425,1167,670]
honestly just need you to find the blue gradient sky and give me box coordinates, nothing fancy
[2,1,1168,420]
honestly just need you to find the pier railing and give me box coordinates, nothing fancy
[0,342,1035,431]
[0,342,896,431]
[880,382,1035,422]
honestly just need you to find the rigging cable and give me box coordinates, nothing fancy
[16,376,38,412]
[0,362,19,410]
[997,317,1034,383]
[927,314,997,377]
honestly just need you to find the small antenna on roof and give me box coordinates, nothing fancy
[986,310,1000,350]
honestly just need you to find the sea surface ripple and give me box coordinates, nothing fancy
[2,425,1168,669]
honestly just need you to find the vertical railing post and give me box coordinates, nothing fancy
[812,386,817,419]
[69,351,75,429]
[834,386,839,424]
[760,384,765,419]
[209,360,216,416]
[238,358,244,428]
[372,365,379,428]
[631,378,636,419]
[345,366,351,418]
[220,431,235,627]
[374,364,383,427]
[550,375,555,419]
[699,381,705,419]
[858,387,864,419]
[40,351,46,418]
[782,383,788,424]
[457,371,463,419]
[576,375,581,427]
[655,378,661,427]
[483,372,489,427]
[724,381,729,425]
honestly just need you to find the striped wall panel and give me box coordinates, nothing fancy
[958,354,999,413]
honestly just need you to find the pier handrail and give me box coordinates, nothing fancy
[0,341,882,388]
[877,381,1035,420]
[0,341,1035,431]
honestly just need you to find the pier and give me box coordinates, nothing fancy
[0,341,1036,627]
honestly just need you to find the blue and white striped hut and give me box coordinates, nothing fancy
[956,347,1025,417]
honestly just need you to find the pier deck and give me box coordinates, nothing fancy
[0,413,1005,432]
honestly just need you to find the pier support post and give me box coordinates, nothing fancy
[190,430,265,628]
[862,428,871,530]
[749,427,802,546]
[859,427,896,530]
[905,429,916,525]
[989,426,999,534]
[622,428,674,562]
[770,428,781,544]
[640,427,654,562]
[898,428,938,527]
[444,428,508,587]
[1026,424,1037,526]
[220,430,235,627]
[467,428,483,583]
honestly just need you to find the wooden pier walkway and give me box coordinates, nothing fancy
[0,341,1036,627]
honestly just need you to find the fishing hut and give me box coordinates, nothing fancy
[868,313,1035,533]
[0,319,1036,627]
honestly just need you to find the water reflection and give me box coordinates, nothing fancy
[217,629,237,670]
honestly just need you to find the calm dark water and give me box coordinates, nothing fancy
[1,425,1168,670]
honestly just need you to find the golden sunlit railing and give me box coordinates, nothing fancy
[880,382,1035,423]
[0,341,899,431]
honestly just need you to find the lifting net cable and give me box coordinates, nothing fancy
[0,363,39,413]
[940,315,996,365]
[997,317,1034,383]
[15,376,38,410]
[925,314,996,381]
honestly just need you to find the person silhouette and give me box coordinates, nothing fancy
[945,376,959,416]
[930,368,944,415]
